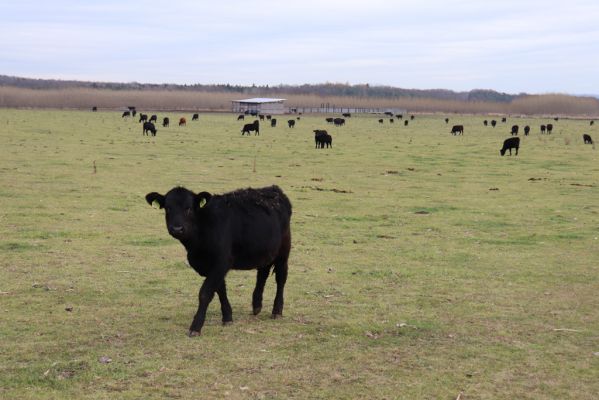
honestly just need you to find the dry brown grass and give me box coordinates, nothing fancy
[1,87,598,117]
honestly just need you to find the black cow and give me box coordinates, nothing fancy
[288,120,296,128]
[511,125,519,136]
[540,124,546,134]
[500,137,520,156]
[249,110,258,116]
[145,185,292,337]
[491,120,497,128]
[547,124,553,134]
[396,114,403,120]
[314,130,332,148]
[384,111,393,116]
[259,115,265,121]
[143,122,157,136]
[92,106,97,112]
[554,117,559,122]
[333,118,345,126]
[163,117,170,127]
[378,119,384,124]
[390,119,394,123]
[450,125,464,135]
[150,114,158,123]
[590,120,594,126]
[484,120,488,126]
[266,115,272,120]
[139,114,148,123]
[404,120,409,126]
[128,106,136,111]
[192,113,199,121]
[237,114,245,121]
[342,113,351,118]
[132,110,137,117]
[501,117,507,123]
[242,120,260,135]
[524,126,530,136]
[325,117,334,124]
[122,111,130,118]
[445,118,449,124]
[583,134,593,144]
[270,119,277,127]
[410,115,415,120]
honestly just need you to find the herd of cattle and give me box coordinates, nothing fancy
[112,106,595,155]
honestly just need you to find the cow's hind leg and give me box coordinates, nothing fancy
[272,232,291,318]
[217,280,233,325]
[252,266,271,315]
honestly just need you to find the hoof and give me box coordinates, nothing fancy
[188,330,201,337]
[222,320,233,326]
[253,307,262,316]
[271,313,282,319]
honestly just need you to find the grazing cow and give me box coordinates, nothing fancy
[450,125,464,135]
[378,119,384,124]
[491,120,497,128]
[297,117,301,120]
[500,137,520,156]
[501,117,507,123]
[540,124,546,134]
[524,126,530,136]
[445,118,449,124]
[314,130,332,149]
[192,113,199,121]
[179,117,186,126]
[384,112,393,116]
[590,120,594,126]
[163,117,170,127]
[270,119,277,127]
[150,114,158,123]
[92,106,97,112]
[511,125,519,136]
[583,134,593,144]
[342,113,351,118]
[259,115,265,121]
[410,115,415,120]
[333,118,345,127]
[122,111,131,118]
[396,114,403,120]
[287,120,296,128]
[266,115,272,120]
[143,121,157,136]
[139,114,148,123]
[390,119,394,123]
[237,114,245,121]
[484,120,488,126]
[132,110,137,117]
[547,124,553,134]
[554,117,559,122]
[325,117,334,124]
[145,185,292,336]
[404,120,409,126]
[241,120,260,135]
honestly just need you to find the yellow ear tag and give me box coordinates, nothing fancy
[151,200,161,209]
[199,198,207,208]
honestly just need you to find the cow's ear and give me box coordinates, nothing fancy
[196,191,212,209]
[145,192,165,209]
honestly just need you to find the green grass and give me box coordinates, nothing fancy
[1,110,598,399]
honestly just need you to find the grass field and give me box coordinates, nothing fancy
[1,109,598,399]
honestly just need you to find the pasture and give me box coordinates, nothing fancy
[1,109,598,399]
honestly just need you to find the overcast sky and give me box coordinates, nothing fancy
[1,0,598,94]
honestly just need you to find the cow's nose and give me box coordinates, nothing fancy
[170,225,184,234]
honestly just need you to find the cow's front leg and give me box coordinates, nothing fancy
[216,279,233,325]
[188,269,227,337]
